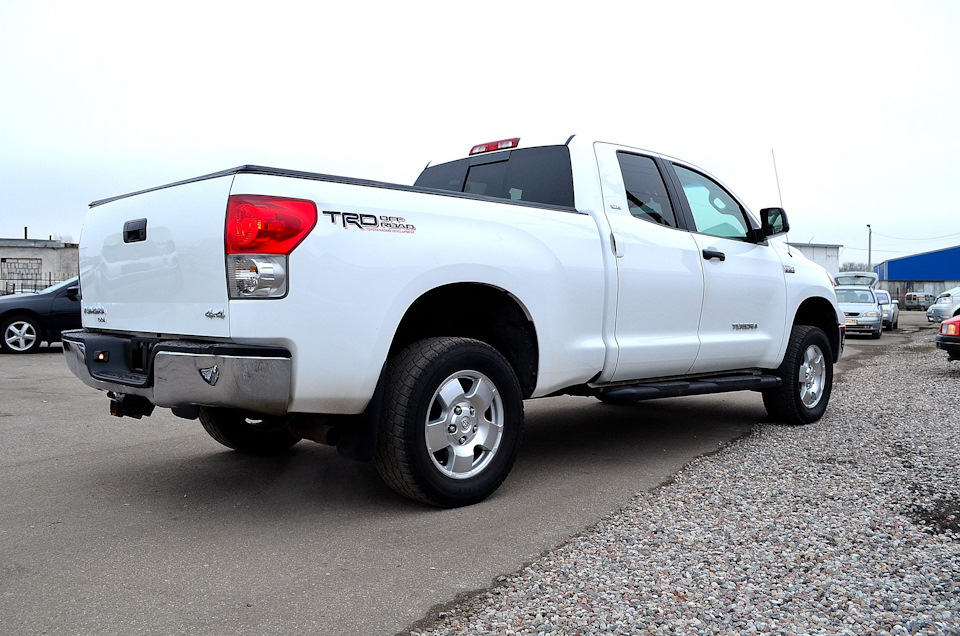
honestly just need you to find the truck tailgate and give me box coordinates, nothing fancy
[80,175,234,337]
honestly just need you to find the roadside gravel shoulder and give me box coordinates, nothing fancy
[406,329,960,635]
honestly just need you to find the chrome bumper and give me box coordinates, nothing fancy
[62,330,292,415]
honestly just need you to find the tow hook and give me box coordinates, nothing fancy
[107,391,156,419]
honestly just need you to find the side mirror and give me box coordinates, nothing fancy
[761,207,790,237]
[66,285,80,300]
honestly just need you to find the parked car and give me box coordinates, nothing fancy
[875,289,899,330]
[834,271,879,288]
[0,277,81,353]
[927,286,960,323]
[936,314,960,361]
[835,285,882,339]
[905,292,937,311]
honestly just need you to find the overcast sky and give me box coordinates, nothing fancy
[1,1,958,266]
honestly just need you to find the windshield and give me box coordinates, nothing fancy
[41,277,78,294]
[835,273,878,287]
[934,294,952,306]
[875,291,890,303]
[837,289,876,304]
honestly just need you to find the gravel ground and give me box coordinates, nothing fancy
[407,330,960,635]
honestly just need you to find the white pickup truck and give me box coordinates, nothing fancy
[64,135,844,507]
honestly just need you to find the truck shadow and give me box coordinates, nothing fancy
[94,393,765,521]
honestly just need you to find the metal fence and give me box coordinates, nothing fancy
[0,274,72,295]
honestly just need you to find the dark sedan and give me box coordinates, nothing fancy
[0,277,81,353]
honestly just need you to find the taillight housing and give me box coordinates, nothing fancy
[226,195,317,254]
[941,321,959,336]
[225,195,317,299]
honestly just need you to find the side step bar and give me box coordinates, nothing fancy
[597,373,780,405]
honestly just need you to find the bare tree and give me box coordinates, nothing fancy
[840,262,869,272]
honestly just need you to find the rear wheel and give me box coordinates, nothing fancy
[763,325,833,425]
[374,337,523,507]
[1,315,42,353]
[198,407,300,454]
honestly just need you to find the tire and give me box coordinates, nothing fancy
[198,407,300,455]
[374,337,523,508]
[762,325,833,425]
[872,328,882,339]
[1,315,42,353]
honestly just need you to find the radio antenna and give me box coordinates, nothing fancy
[771,149,784,207]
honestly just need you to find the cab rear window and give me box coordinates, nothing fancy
[414,146,575,208]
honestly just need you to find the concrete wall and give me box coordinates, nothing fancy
[788,243,841,276]
[0,239,79,293]
[879,281,960,304]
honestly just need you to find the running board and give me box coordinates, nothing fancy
[597,374,780,405]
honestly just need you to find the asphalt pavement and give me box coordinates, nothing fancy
[0,311,937,635]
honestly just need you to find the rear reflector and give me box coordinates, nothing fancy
[469,138,520,155]
[226,195,317,255]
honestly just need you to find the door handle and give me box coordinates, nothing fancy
[611,232,624,258]
[123,218,147,244]
[702,248,726,261]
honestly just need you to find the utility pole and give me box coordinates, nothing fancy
[866,224,872,270]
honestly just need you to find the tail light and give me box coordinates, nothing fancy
[225,195,317,299]
[226,195,317,254]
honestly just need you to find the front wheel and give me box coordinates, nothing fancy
[763,325,833,425]
[374,337,524,507]
[1,315,42,353]
[198,407,300,454]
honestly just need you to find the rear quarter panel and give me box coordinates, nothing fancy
[227,174,608,413]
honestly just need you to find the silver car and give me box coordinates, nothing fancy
[835,285,883,339]
[927,286,960,323]
[875,289,899,330]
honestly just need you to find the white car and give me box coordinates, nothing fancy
[875,289,899,330]
[836,285,882,339]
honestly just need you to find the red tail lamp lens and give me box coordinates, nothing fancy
[226,195,317,254]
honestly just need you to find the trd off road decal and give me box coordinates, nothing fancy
[322,211,416,234]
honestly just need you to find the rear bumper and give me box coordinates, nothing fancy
[62,330,292,415]
[936,334,960,361]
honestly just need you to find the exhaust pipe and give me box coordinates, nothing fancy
[107,392,156,419]
[289,419,341,446]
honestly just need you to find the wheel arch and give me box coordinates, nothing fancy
[389,283,539,398]
[792,296,842,362]
[1,310,48,339]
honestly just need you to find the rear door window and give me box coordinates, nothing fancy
[616,152,678,228]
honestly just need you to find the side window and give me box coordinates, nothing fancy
[672,164,749,240]
[616,153,677,228]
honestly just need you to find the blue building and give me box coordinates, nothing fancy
[876,245,960,282]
